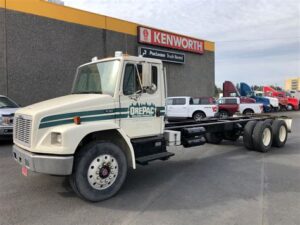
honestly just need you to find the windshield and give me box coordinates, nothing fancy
[0,97,19,108]
[72,60,120,96]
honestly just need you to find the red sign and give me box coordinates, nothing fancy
[138,26,204,54]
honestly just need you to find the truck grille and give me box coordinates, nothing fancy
[14,115,32,147]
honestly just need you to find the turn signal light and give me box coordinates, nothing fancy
[74,116,81,125]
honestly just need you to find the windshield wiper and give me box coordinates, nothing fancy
[73,91,102,94]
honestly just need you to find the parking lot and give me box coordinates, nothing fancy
[0,112,299,225]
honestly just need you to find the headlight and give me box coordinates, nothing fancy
[51,132,62,145]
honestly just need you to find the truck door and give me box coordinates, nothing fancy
[119,62,164,138]
[168,97,188,118]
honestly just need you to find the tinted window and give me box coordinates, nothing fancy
[225,98,237,104]
[173,98,186,105]
[0,97,19,108]
[123,64,142,95]
[200,98,210,104]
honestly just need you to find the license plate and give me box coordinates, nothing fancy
[22,166,28,176]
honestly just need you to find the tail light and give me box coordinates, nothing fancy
[212,106,218,112]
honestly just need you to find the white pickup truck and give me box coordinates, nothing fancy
[166,96,218,121]
[12,52,292,202]
[217,97,264,118]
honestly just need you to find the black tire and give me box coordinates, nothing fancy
[219,110,229,118]
[264,119,273,125]
[272,120,288,147]
[193,111,206,121]
[280,105,287,112]
[252,121,273,152]
[69,174,82,198]
[205,132,223,144]
[223,130,240,141]
[243,121,257,150]
[70,141,128,202]
[243,109,254,115]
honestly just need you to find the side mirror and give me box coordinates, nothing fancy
[142,62,152,88]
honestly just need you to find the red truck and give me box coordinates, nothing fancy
[223,81,256,103]
[263,86,298,110]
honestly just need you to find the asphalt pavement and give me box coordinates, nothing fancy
[1,112,300,225]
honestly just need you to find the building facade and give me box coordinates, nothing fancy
[0,0,215,106]
[285,77,300,91]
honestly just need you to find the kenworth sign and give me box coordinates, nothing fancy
[138,26,204,54]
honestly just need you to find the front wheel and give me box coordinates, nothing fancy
[70,141,128,202]
[193,111,206,121]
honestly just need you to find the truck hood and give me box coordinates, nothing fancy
[0,108,19,116]
[15,94,115,121]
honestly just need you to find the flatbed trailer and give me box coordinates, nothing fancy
[12,53,292,202]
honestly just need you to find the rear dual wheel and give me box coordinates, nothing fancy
[243,120,288,152]
[252,121,273,152]
[272,120,288,147]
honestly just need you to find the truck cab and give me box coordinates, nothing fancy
[13,52,168,200]
[263,86,289,110]
[223,81,256,103]
[239,82,273,112]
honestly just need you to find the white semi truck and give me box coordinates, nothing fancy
[12,52,292,202]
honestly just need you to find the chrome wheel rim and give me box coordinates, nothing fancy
[87,154,119,190]
[262,128,272,146]
[279,125,287,142]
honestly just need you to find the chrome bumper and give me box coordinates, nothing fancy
[0,125,13,136]
[12,145,74,175]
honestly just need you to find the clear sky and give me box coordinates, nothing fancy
[63,0,300,88]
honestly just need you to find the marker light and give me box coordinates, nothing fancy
[115,51,123,57]
[91,56,98,62]
[74,116,81,125]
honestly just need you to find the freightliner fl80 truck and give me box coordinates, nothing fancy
[12,52,292,202]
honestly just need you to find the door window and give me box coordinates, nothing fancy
[173,98,186,105]
[123,64,142,95]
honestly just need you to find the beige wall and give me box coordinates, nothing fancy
[285,78,300,91]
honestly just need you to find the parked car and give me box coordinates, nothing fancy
[166,96,218,121]
[0,95,20,140]
[217,97,263,118]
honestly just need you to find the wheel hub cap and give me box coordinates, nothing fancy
[262,128,271,146]
[279,125,287,142]
[87,154,119,190]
